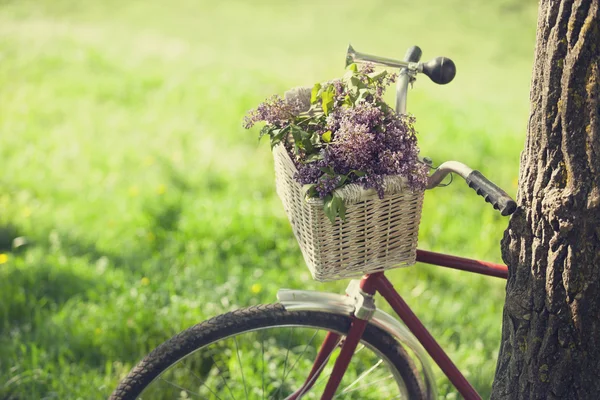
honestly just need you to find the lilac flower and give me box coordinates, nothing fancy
[295,161,326,185]
[322,100,426,197]
[314,175,342,198]
[243,95,301,129]
[244,65,428,205]
[359,63,375,74]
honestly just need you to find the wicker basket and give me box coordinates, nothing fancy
[273,144,425,281]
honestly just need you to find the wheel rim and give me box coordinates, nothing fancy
[137,324,409,399]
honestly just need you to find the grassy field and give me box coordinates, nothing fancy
[0,0,538,398]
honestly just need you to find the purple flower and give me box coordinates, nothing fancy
[244,65,427,203]
[295,161,325,185]
[243,95,301,129]
[315,175,342,198]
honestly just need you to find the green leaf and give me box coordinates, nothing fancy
[351,170,366,177]
[358,88,371,101]
[321,86,335,116]
[303,184,318,198]
[270,129,286,148]
[337,199,347,222]
[322,130,332,143]
[309,132,321,146]
[259,125,272,139]
[293,142,302,155]
[343,94,353,107]
[290,126,303,148]
[318,166,335,176]
[289,125,313,152]
[342,69,355,82]
[347,63,358,72]
[305,152,324,163]
[323,195,346,224]
[323,195,336,223]
[311,83,322,104]
[349,76,365,90]
[367,70,387,81]
[303,141,314,153]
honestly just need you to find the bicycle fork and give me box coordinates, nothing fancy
[285,279,378,400]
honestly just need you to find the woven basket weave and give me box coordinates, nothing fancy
[273,144,424,281]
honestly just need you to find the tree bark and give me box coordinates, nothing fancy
[492,0,600,399]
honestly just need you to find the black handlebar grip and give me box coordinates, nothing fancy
[421,57,456,85]
[403,46,422,63]
[465,170,517,216]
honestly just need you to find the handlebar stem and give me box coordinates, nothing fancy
[395,64,419,115]
[395,72,412,114]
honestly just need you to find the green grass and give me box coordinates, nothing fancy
[0,0,537,398]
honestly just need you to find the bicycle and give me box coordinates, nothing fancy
[110,45,517,400]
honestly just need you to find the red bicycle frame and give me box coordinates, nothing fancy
[290,249,508,400]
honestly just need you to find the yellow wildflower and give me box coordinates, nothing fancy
[0,254,7,264]
[141,277,150,286]
[251,283,262,294]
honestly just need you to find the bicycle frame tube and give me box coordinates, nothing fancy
[416,249,508,279]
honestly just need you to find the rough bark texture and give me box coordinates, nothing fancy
[492,0,600,399]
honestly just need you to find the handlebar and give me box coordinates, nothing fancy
[403,46,423,63]
[465,171,517,216]
[427,161,517,216]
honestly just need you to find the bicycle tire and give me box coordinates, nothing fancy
[110,303,426,399]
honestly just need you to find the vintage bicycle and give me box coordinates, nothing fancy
[111,45,517,400]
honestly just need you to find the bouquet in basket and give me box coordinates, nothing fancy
[244,63,428,223]
[244,63,428,280]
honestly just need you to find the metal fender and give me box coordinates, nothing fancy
[277,288,437,400]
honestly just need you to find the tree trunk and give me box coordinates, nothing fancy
[492,0,600,399]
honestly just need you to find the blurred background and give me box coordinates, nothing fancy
[0,0,537,398]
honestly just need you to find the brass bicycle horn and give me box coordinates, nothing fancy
[345,44,412,69]
[345,44,456,85]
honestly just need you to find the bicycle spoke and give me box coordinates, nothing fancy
[339,359,383,394]
[208,354,236,400]
[281,329,319,383]
[311,342,370,395]
[181,360,207,383]
[261,334,265,400]
[292,336,343,399]
[281,327,294,385]
[158,376,214,398]
[271,327,294,399]
[335,374,395,396]
[354,344,366,354]
[233,336,249,400]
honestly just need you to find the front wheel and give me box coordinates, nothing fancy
[111,304,426,399]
